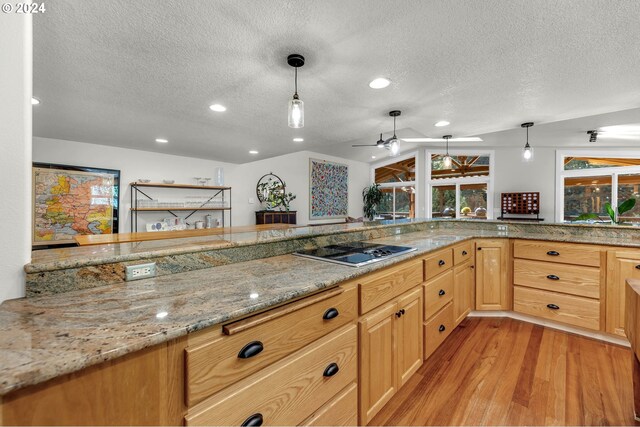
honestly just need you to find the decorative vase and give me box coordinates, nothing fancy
[215,167,224,186]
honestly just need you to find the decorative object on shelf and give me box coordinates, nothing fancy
[138,179,151,183]
[362,183,384,220]
[130,182,231,232]
[162,179,174,184]
[474,207,487,218]
[498,192,543,221]
[521,122,534,162]
[256,172,296,211]
[442,135,453,169]
[310,158,349,219]
[32,163,120,247]
[461,206,472,216]
[215,167,224,186]
[287,53,305,128]
[575,197,636,225]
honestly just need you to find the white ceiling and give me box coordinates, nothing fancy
[33,0,640,164]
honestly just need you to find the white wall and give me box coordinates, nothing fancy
[33,137,237,232]
[233,151,370,226]
[0,14,32,302]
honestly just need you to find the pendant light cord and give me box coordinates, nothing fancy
[294,67,298,96]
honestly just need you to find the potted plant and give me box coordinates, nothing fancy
[362,184,384,220]
[257,179,296,211]
[575,198,636,225]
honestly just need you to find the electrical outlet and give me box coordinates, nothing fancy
[125,262,157,281]
[395,227,402,235]
[248,197,255,204]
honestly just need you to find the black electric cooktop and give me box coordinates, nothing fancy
[293,242,417,267]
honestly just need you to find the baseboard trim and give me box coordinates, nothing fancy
[468,310,630,347]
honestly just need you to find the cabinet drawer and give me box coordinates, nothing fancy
[513,240,601,267]
[424,302,454,360]
[185,325,358,426]
[513,286,600,330]
[514,259,601,299]
[300,383,358,426]
[185,285,357,406]
[423,269,454,320]
[359,259,422,314]
[424,248,454,281]
[453,241,474,266]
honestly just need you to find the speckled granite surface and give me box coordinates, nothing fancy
[5,223,640,396]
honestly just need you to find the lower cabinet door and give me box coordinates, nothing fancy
[397,287,423,388]
[476,239,509,310]
[358,302,398,425]
[185,324,357,426]
[301,383,358,426]
[607,251,640,337]
[453,260,475,326]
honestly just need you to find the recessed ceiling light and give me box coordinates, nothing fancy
[371,156,376,159]
[435,120,450,127]
[369,78,391,89]
[293,138,304,142]
[209,104,227,112]
[249,150,259,154]
[155,138,168,143]
[31,97,40,105]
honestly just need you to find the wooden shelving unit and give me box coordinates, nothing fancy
[130,182,232,232]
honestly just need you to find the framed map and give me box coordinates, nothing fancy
[309,158,348,219]
[32,163,120,247]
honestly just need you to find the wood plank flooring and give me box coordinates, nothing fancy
[369,317,639,426]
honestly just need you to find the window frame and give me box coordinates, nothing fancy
[426,149,495,219]
[370,151,418,219]
[555,150,640,222]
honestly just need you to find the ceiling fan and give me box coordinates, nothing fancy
[352,110,402,156]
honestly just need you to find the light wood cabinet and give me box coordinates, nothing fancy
[607,249,640,337]
[358,287,423,425]
[453,259,475,326]
[475,239,510,310]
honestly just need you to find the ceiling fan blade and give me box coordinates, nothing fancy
[401,137,484,143]
[352,144,378,147]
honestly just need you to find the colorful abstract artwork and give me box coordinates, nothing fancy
[32,163,120,246]
[309,158,348,219]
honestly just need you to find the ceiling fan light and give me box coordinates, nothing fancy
[288,97,304,128]
[389,139,400,156]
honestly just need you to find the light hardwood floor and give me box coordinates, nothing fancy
[369,317,639,426]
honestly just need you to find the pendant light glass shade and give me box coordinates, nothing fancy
[521,122,534,162]
[288,95,304,128]
[443,154,452,169]
[389,138,400,156]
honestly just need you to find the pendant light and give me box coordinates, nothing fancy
[287,54,305,128]
[521,122,534,162]
[442,135,452,169]
[388,110,401,156]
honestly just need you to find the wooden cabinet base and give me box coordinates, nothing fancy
[2,338,186,426]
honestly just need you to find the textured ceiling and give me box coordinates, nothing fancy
[33,0,640,164]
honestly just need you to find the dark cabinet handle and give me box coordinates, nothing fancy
[323,362,340,377]
[323,307,339,320]
[241,413,263,427]
[636,265,640,270]
[238,341,264,359]
[400,309,405,315]
[462,250,468,256]
[477,247,482,251]
[438,289,446,296]
[396,311,402,318]
[439,324,446,332]
[547,251,560,256]
[470,265,475,269]
[438,259,446,266]
[547,304,560,310]
[546,274,560,281]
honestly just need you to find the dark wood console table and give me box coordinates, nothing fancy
[256,210,297,225]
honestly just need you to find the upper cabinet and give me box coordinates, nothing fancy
[475,239,510,310]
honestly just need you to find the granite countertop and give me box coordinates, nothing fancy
[3,227,640,396]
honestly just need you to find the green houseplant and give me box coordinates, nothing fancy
[362,184,384,220]
[575,197,637,225]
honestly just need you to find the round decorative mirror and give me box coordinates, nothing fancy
[256,173,286,209]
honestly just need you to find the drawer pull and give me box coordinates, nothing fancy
[546,274,560,281]
[241,413,263,427]
[438,259,446,266]
[438,289,446,296]
[400,309,405,315]
[547,304,560,310]
[439,324,446,332]
[546,251,560,256]
[636,265,640,270]
[322,307,339,320]
[323,362,340,377]
[396,311,402,318]
[237,341,264,359]
[462,250,468,256]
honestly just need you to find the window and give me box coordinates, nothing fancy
[557,152,640,223]
[373,155,416,219]
[427,151,493,219]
